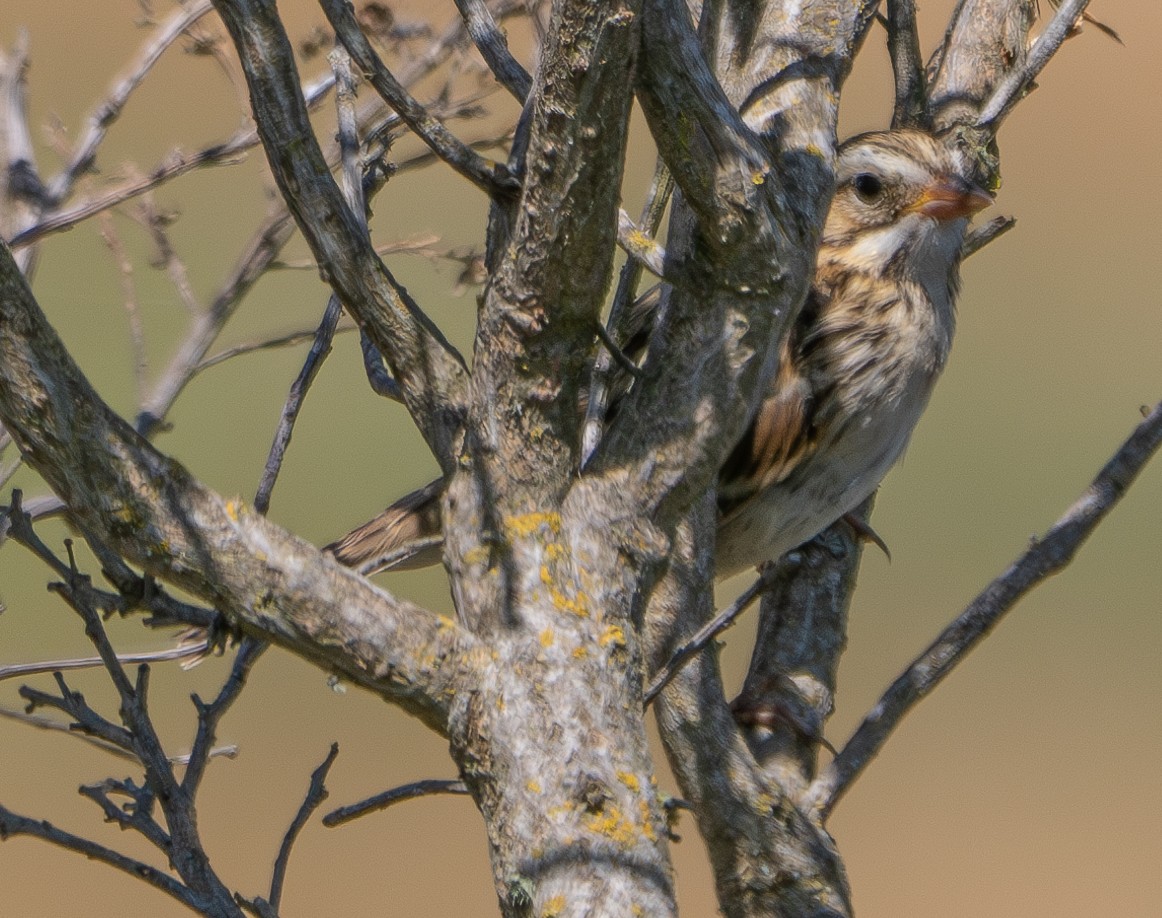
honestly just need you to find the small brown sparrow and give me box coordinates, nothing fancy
[326,130,991,578]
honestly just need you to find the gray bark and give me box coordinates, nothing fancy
[0,2,1117,916]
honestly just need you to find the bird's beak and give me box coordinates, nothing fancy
[911,175,993,220]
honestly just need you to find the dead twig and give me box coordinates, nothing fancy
[808,400,1162,820]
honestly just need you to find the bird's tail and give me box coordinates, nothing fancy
[325,479,444,574]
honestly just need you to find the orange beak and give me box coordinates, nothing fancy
[912,175,993,221]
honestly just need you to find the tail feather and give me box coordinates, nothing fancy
[325,479,444,574]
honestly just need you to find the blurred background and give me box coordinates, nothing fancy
[1,1,1158,915]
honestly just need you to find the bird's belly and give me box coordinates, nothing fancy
[715,384,931,578]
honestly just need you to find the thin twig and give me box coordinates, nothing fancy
[182,638,266,797]
[267,743,340,912]
[324,778,469,827]
[45,0,215,201]
[321,0,517,196]
[3,495,218,631]
[963,214,1016,258]
[976,0,1092,131]
[644,571,772,705]
[97,212,148,399]
[193,321,357,375]
[253,296,342,515]
[0,705,144,761]
[19,674,135,754]
[10,71,336,250]
[133,194,203,316]
[808,400,1162,820]
[0,641,209,683]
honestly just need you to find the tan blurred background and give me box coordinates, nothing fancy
[1,1,1158,915]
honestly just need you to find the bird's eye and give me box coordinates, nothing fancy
[852,173,884,201]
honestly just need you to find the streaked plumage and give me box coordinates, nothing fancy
[327,130,991,578]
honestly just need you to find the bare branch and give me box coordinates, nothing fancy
[321,0,516,197]
[0,240,478,732]
[46,1,215,201]
[253,295,342,515]
[808,400,1162,820]
[887,0,927,128]
[182,639,266,797]
[963,213,1017,257]
[323,778,469,827]
[0,641,209,684]
[3,494,220,632]
[9,68,335,251]
[267,743,339,912]
[211,0,469,472]
[453,0,534,100]
[0,804,197,909]
[643,571,769,705]
[20,672,135,754]
[97,212,148,399]
[193,321,356,375]
[977,0,1092,131]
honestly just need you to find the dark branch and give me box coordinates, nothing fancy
[453,0,533,100]
[254,296,342,515]
[268,743,340,912]
[809,400,1162,820]
[0,805,196,909]
[320,0,517,196]
[183,639,266,798]
[324,778,469,827]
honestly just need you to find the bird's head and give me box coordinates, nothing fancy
[822,130,993,291]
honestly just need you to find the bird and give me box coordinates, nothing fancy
[325,130,992,579]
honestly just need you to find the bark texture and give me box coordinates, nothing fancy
[0,2,1111,916]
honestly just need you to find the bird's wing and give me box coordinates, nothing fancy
[716,293,826,520]
[325,478,444,573]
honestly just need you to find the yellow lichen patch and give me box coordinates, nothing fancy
[638,800,657,841]
[544,542,567,562]
[462,545,490,566]
[751,170,766,185]
[616,771,640,793]
[584,805,637,847]
[550,585,589,618]
[572,646,589,660]
[542,895,566,917]
[632,906,644,917]
[598,624,625,649]
[627,228,653,250]
[526,780,542,794]
[225,498,243,522]
[539,629,555,648]
[752,791,776,816]
[505,511,562,539]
